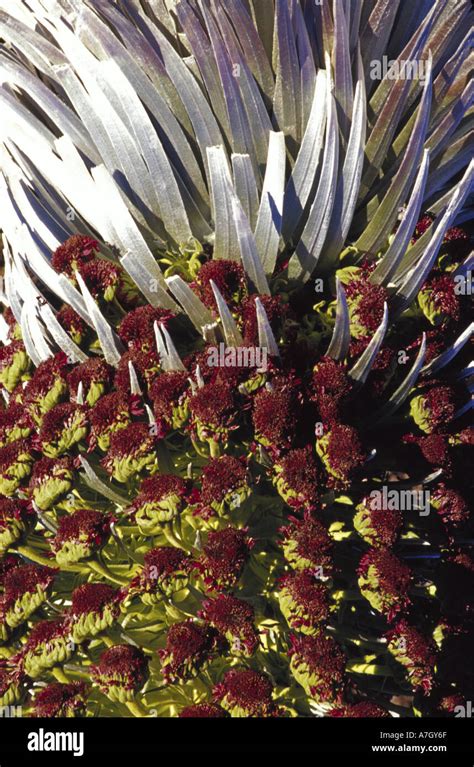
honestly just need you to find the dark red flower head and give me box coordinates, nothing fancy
[179,702,228,718]
[198,527,252,590]
[67,358,113,405]
[317,423,366,483]
[240,294,289,346]
[418,274,460,326]
[189,381,236,440]
[91,645,148,702]
[114,348,161,394]
[70,583,120,617]
[358,549,411,620]
[213,669,277,717]
[280,514,333,575]
[158,620,219,682]
[199,594,259,656]
[0,402,31,446]
[56,306,88,345]
[278,570,330,633]
[329,702,389,717]
[194,260,247,311]
[52,509,111,557]
[431,485,469,528]
[149,371,190,432]
[2,564,56,609]
[252,376,300,450]
[273,446,320,510]
[310,357,352,425]
[410,383,458,434]
[386,619,437,693]
[52,235,99,276]
[33,682,88,717]
[198,455,249,516]
[289,633,346,703]
[88,392,131,451]
[118,306,175,351]
[354,496,403,548]
[132,546,192,598]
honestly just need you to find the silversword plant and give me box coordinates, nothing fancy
[0,0,472,719]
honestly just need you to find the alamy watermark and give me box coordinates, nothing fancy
[370,57,430,84]
[207,342,268,371]
[369,486,431,516]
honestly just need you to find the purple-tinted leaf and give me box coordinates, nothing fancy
[356,56,433,255]
[371,149,430,286]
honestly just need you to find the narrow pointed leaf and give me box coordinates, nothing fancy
[349,303,388,384]
[326,280,350,361]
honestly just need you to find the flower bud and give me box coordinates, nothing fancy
[1,564,56,636]
[52,235,99,276]
[316,424,365,483]
[29,456,74,511]
[0,661,21,707]
[213,669,277,717]
[0,438,33,495]
[358,549,411,620]
[386,619,437,693]
[199,456,250,517]
[431,484,469,528]
[289,633,346,703]
[189,381,236,449]
[131,546,192,600]
[23,354,70,426]
[52,509,111,565]
[0,341,31,393]
[38,403,88,458]
[114,349,161,395]
[273,446,320,511]
[0,498,31,554]
[67,358,113,407]
[199,594,259,656]
[197,527,252,590]
[252,376,299,451]
[280,514,333,575]
[158,620,219,682]
[194,260,247,311]
[0,403,32,447]
[91,644,148,703]
[132,474,190,534]
[102,422,158,483]
[310,357,352,426]
[22,619,73,678]
[354,496,402,548]
[33,681,88,717]
[409,384,457,434]
[118,306,175,352]
[150,371,190,432]
[337,266,388,341]
[68,583,121,644]
[56,306,88,346]
[89,392,131,452]
[278,571,330,634]
[418,275,459,326]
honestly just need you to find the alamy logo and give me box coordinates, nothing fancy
[369,486,431,516]
[454,701,473,718]
[27,728,84,757]
[370,56,430,84]
[207,342,268,370]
